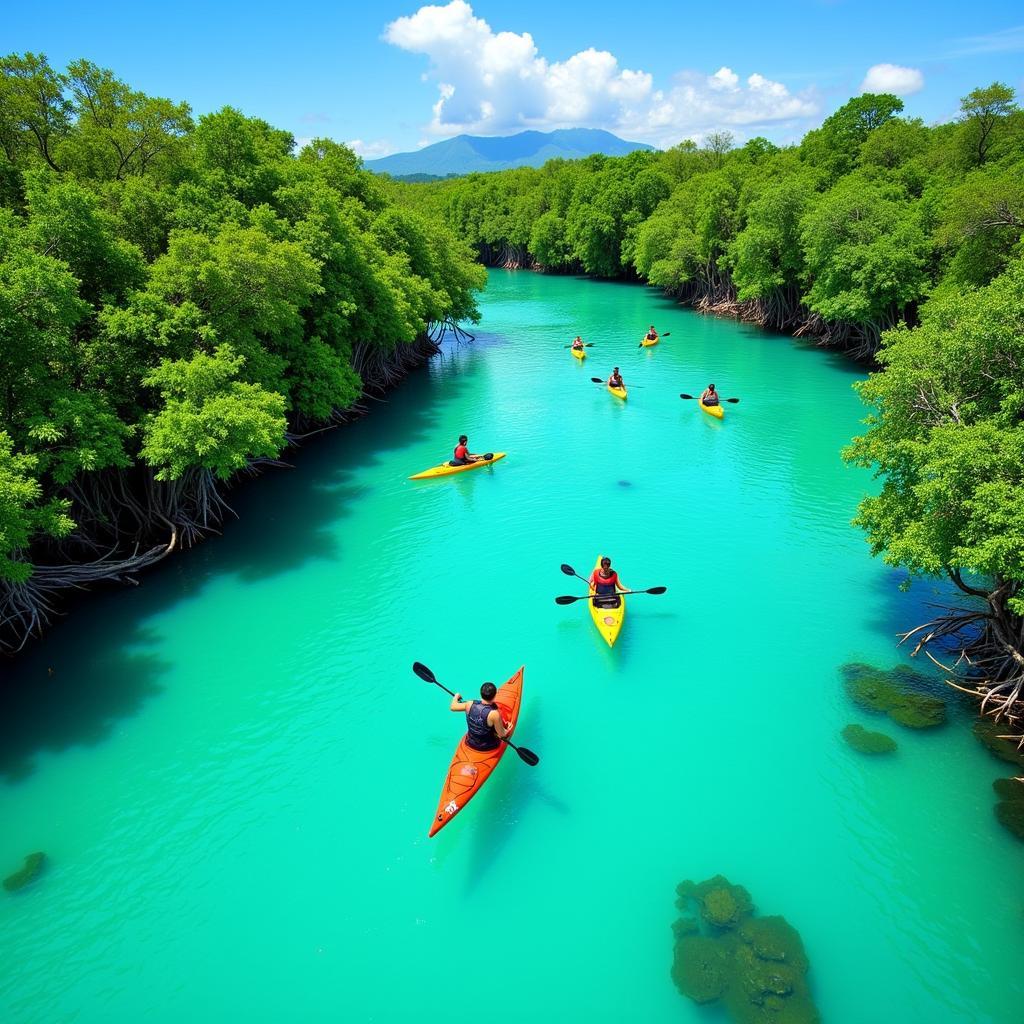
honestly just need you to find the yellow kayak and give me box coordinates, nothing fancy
[571,347,586,360]
[409,452,507,480]
[699,401,724,420]
[589,555,626,647]
[640,336,659,347]
[608,384,628,401]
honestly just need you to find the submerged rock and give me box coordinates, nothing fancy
[841,662,946,729]
[3,852,46,893]
[993,777,1024,841]
[974,719,1024,769]
[672,876,819,1023]
[842,724,897,755]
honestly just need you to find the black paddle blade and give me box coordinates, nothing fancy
[483,452,494,460]
[513,745,540,766]
[726,398,740,404]
[555,594,585,604]
[560,563,577,577]
[680,393,694,400]
[412,661,436,683]
[646,586,667,594]
[590,377,603,383]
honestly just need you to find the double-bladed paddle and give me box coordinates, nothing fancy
[412,662,539,766]
[555,587,667,604]
[564,342,596,348]
[590,377,643,388]
[680,393,740,403]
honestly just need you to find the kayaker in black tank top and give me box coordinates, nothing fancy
[449,682,511,752]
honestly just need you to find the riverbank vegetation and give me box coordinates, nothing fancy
[0,53,485,651]
[390,84,1024,742]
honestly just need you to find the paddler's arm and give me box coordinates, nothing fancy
[450,693,471,712]
[489,710,510,739]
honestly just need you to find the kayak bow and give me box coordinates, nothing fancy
[607,384,628,401]
[699,401,724,420]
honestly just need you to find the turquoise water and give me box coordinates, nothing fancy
[1,270,1021,1022]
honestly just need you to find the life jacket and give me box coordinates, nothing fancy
[453,443,469,461]
[466,700,500,751]
[593,569,619,594]
[702,392,719,406]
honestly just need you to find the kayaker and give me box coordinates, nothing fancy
[644,325,659,342]
[700,384,720,407]
[608,367,624,389]
[450,683,511,751]
[451,435,484,466]
[571,335,585,351]
[589,556,624,608]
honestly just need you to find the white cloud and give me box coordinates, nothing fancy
[346,138,396,159]
[384,1,819,146]
[860,63,924,96]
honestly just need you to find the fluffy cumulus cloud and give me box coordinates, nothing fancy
[860,63,925,97]
[384,1,819,145]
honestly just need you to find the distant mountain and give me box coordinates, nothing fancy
[365,129,654,177]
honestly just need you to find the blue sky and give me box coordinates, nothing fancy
[5,1,1023,156]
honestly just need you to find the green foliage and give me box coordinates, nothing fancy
[845,261,1024,608]
[0,433,74,582]
[141,345,287,481]
[959,82,1017,165]
[0,52,483,581]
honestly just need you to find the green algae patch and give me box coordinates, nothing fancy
[993,777,1024,841]
[973,719,1024,769]
[3,852,46,893]
[841,662,946,730]
[842,724,897,755]
[672,876,819,1023]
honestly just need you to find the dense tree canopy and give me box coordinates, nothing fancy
[0,52,484,642]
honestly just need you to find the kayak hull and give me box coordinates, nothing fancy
[571,347,586,360]
[640,337,659,347]
[409,452,507,480]
[589,555,625,647]
[428,667,524,837]
[699,401,724,420]
[608,384,628,401]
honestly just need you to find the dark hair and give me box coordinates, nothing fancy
[601,557,611,567]
[613,366,619,372]
[708,384,716,390]
[458,434,468,444]
[480,682,497,700]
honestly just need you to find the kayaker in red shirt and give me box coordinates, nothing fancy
[701,384,720,406]
[571,335,585,351]
[607,367,624,388]
[589,557,625,607]
[451,435,485,466]
[450,682,511,752]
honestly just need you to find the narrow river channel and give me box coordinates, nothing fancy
[1,271,1020,1022]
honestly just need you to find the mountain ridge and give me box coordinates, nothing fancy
[364,128,654,177]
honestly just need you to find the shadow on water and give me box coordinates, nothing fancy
[0,350,476,780]
[0,611,170,783]
[456,696,571,896]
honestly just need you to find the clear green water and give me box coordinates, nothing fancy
[1,271,1022,1022]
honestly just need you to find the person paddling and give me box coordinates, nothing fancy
[644,324,659,343]
[571,335,585,352]
[451,435,485,466]
[450,683,511,751]
[589,556,625,608]
[700,384,720,407]
[607,367,624,389]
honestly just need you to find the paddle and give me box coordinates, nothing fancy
[564,343,596,348]
[590,377,643,389]
[639,331,671,348]
[412,662,539,766]
[555,587,667,604]
[679,394,740,404]
[560,562,589,585]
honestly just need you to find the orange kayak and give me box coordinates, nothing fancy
[428,666,524,837]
